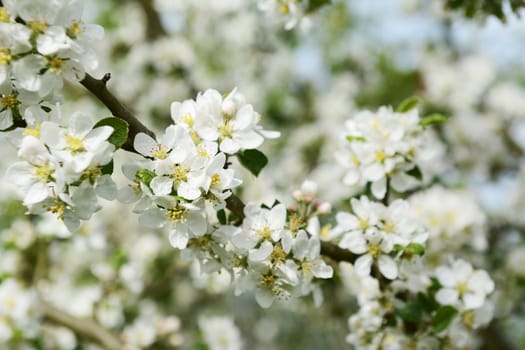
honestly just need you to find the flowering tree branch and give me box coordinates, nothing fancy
[39,300,122,350]
[80,73,156,152]
[136,0,168,40]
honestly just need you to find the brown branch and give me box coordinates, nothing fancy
[137,0,168,40]
[40,300,122,350]
[80,73,156,152]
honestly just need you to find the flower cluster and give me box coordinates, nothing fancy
[124,88,278,251]
[0,277,39,343]
[222,202,333,307]
[0,0,103,129]
[335,106,445,199]
[6,110,116,231]
[257,0,307,30]
[410,186,487,255]
[331,196,428,280]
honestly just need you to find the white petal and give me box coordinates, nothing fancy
[134,133,157,157]
[377,255,398,280]
[436,288,459,306]
[169,229,189,249]
[249,241,273,262]
[354,254,373,277]
[150,176,173,196]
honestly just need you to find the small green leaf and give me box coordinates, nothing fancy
[94,117,129,148]
[396,96,421,113]
[419,114,448,127]
[237,149,268,177]
[397,301,423,323]
[217,209,227,225]
[136,168,156,186]
[432,305,458,332]
[101,160,113,175]
[405,243,426,256]
[406,166,423,181]
[346,135,366,142]
[306,0,332,13]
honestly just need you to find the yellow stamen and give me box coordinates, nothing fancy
[211,173,221,187]
[35,164,53,182]
[48,203,65,220]
[68,20,82,38]
[152,146,168,160]
[48,56,65,74]
[218,122,233,139]
[375,150,386,163]
[368,244,380,258]
[358,218,369,231]
[270,244,287,266]
[166,205,187,223]
[0,48,12,65]
[180,113,194,127]
[65,135,84,153]
[28,20,48,34]
[1,94,19,109]
[257,226,272,240]
[23,123,41,137]
[84,166,102,183]
[261,272,276,287]
[171,165,189,183]
[0,8,10,23]
[383,221,395,233]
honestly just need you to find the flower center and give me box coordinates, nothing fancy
[83,166,102,183]
[375,150,386,163]
[23,124,41,137]
[66,135,84,153]
[67,20,82,38]
[152,145,168,160]
[211,173,221,187]
[257,226,272,240]
[180,113,194,127]
[457,282,469,296]
[270,244,286,266]
[35,163,54,182]
[218,122,233,139]
[48,56,66,73]
[368,244,381,258]
[1,94,19,109]
[0,48,12,65]
[171,165,189,183]
[28,20,48,34]
[0,8,10,23]
[166,206,187,223]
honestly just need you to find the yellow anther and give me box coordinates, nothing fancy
[375,150,386,163]
[257,226,272,240]
[166,206,187,223]
[0,8,10,23]
[368,244,381,258]
[28,20,48,34]
[171,165,189,183]
[23,123,41,137]
[152,146,168,160]
[1,94,18,109]
[180,113,194,127]
[0,48,12,65]
[270,244,287,265]
[65,135,84,153]
[35,164,54,182]
[218,122,233,139]
[211,173,221,187]
[48,56,65,74]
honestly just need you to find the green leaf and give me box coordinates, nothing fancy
[432,305,458,332]
[397,301,423,323]
[217,209,227,225]
[101,160,114,175]
[406,166,423,181]
[396,96,421,113]
[94,117,129,148]
[346,135,366,142]
[405,243,426,256]
[306,0,332,13]
[237,149,268,177]
[419,113,448,127]
[136,168,156,186]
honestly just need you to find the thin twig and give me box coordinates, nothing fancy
[80,73,156,152]
[40,300,122,350]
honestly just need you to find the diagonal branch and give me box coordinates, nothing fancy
[40,300,122,350]
[80,73,156,152]
[136,0,168,40]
